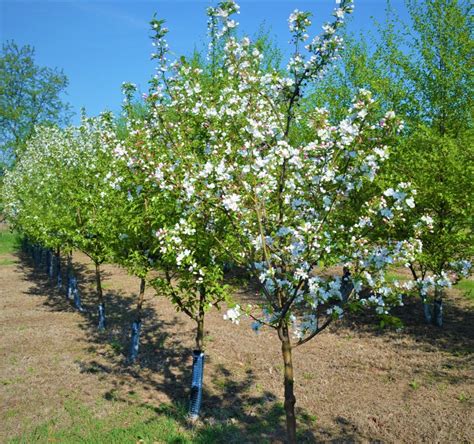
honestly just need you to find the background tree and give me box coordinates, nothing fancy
[312,0,474,325]
[0,41,71,167]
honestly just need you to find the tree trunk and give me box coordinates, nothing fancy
[46,249,52,276]
[195,286,206,351]
[47,249,52,278]
[409,266,433,325]
[49,250,53,275]
[279,322,297,444]
[188,286,206,420]
[72,276,83,311]
[433,287,443,327]
[421,295,433,324]
[195,317,204,350]
[136,277,146,320]
[129,278,146,363]
[56,247,62,289]
[95,262,103,303]
[95,262,106,330]
[67,252,73,298]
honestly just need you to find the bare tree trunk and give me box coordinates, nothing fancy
[95,262,103,303]
[55,247,62,288]
[409,265,433,324]
[421,295,433,324]
[279,322,297,444]
[136,277,146,320]
[195,286,205,350]
[67,252,73,298]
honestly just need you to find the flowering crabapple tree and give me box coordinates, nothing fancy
[101,86,172,363]
[107,27,234,414]
[60,116,119,328]
[141,0,424,441]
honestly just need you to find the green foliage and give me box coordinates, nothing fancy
[314,0,474,287]
[378,314,403,330]
[253,24,284,72]
[394,128,473,276]
[0,41,71,166]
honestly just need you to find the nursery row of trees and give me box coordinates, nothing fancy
[2,1,472,442]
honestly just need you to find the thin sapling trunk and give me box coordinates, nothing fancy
[433,287,443,327]
[189,286,206,420]
[279,322,297,444]
[409,264,433,324]
[67,252,73,299]
[56,247,62,289]
[129,277,146,363]
[95,262,106,330]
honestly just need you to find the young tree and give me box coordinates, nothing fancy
[105,18,235,415]
[101,85,166,363]
[66,117,120,328]
[133,1,420,440]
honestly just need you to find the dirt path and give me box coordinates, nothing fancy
[1,247,473,443]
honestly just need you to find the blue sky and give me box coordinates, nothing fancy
[1,1,409,123]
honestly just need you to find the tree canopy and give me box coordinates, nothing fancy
[0,40,71,168]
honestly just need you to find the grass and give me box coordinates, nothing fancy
[385,270,410,282]
[9,401,191,444]
[0,230,19,255]
[8,399,315,443]
[108,339,123,355]
[7,400,256,444]
[456,279,474,302]
[0,258,16,266]
[458,393,472,403]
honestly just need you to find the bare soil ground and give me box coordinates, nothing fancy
[1,245,473,443]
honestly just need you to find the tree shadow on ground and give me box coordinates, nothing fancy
[340,292,474,359]
[99,364,359,443]
[15,250,179,369]
[229,265,474,357]
[13,250,371,443]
